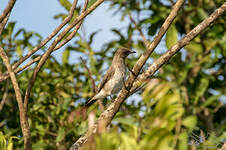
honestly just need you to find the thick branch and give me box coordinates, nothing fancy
[131,0,184,76]
[71,1,226,149]
[135,2,226,88]
[0,0,16,23]
[71,0,184,149]
[0,47,31,150]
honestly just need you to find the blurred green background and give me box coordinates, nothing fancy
[0,0,226,149]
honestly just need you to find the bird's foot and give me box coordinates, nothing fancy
[123,79,130,91]
[128,67,137,77]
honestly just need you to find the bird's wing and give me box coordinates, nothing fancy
[98,66,115,92]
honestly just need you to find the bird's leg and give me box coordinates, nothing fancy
[127,65,143,83]
[123,78,130,91]
[128,67,137,77]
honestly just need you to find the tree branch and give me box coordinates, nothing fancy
[128,12,150,48]
[0,21,83,82]
[0,0,16,23]
[0,80,9,111]
[80,57,98,93]
[0,47,31,150]
[23,0,105,114]
[0,13,10,35]
[80,57,105,111]
[54,0,89,50]
[71,1,226,149]
[135,2,226,88]
[11,0,79,70]
[71,0,185,149]
[0,0,105,83]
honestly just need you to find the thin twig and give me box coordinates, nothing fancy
[0,0,16,23]
[0,80,9,111]
[80,57,97,93]
[0,47,31,150]
[22,0,78,113]
[23,0,105,114]
[80,57,105,111]
[0,0,105,83]
[128,12,150,48]
[55,0,89,50]
[10,0,79,71]
[0,22,83,82]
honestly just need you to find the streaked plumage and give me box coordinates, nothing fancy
[85,48,135,107]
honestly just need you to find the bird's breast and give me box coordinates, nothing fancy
[105,66,126,95]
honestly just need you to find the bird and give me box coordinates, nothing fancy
[85,48,136,107]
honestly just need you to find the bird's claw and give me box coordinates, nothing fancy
[123,79,130,91]
[128,67,137,77]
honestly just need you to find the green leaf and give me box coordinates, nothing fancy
[120,133,137,150]
[54,13,67,20]
[178,132,188,150]
[16,45,23,57]
[194,78,209,104]
[56,128,65,142]
[88,0,97,8]
[114,117,135,126]
[182,116,197,130]
[62,49,70,64]
[14,29,25,39]
[201,95,220,108]
[7,138,13,150]
[7,22,16,35]
[166,24,178,49]
[58,0,72,11]
[0,132,6,150]
[185,41,203,53]
[197,8,208,20]
[88,30,100,45]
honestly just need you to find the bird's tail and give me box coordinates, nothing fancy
[85,97,97,107]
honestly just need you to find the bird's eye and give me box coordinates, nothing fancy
[126,51,130,54]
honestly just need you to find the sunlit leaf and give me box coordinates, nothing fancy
[201,95,220,108]
[58,0,72,11]
[56,128,65,142]
[185,41,203,53]
[88,0,97,8]
[0,132,6,150]
[166,24,178,49]
[62,49,70,64]
[182,116,197,130]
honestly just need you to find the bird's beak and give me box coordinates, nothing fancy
[130,51,136,54]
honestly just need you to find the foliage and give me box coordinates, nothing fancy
[0,0,225,150]
[0,132,18,150]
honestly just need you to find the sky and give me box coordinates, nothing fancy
[0,0,129,63]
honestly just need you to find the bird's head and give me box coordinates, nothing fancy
[114,48,136,59]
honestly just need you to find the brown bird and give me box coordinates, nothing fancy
[85,48,136,107]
